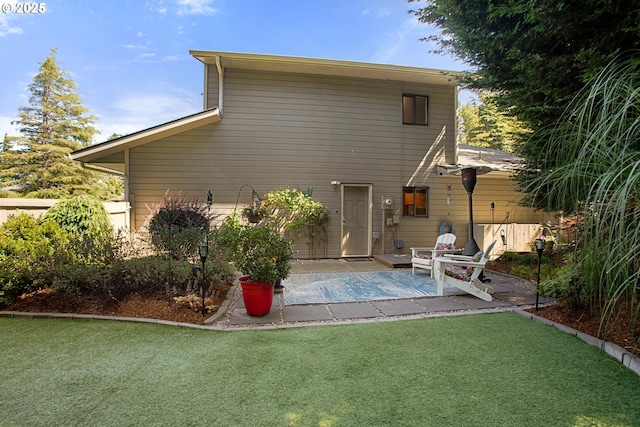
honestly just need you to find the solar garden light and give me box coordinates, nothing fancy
[191,263,201,296]
[199,242,208,316]
[535,238,545,311]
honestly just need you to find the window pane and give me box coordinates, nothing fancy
[415,96,427,125]
[415,188,428,216]
[402,188,414,216]
[402,96,415,124]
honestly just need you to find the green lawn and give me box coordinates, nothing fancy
[1,312,639,426]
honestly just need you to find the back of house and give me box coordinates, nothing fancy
[70,50,550,259]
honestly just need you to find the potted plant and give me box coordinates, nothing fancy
[220,218,292,316]
[242,194,267,224]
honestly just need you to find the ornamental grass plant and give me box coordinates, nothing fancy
[522,54,640,341]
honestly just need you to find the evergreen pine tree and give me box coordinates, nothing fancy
[0,48,122,199]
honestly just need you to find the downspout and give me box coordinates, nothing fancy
[124,148,131,231]
[203,64,208,110]
[215,55,224,115]
[452,85,459,165]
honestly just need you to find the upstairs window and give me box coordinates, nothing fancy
[403,187,429,217]
[402,95,428,125]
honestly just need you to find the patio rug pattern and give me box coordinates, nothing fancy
[283,270,438,305]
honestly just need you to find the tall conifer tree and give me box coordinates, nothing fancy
[0,49,121,199]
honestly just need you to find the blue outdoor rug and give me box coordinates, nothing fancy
[283,270,439,305]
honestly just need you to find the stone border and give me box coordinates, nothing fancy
[203,282,238,325]
[515,308,640,377]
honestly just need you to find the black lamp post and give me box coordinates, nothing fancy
[461,168,480,256]
[535,238,545,311]
[205,189,213,247]
[199,242,208,316]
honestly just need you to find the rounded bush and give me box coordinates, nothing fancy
[147,194,212,261]
[0,213,69,305]
[45,195,113,261]
[45,195,112,241]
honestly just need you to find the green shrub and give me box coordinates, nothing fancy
[53,255,192,300]
[264,187,329,239]
[107,256,185,298]
[52,261,108,297]
[214,211,243,259]
[147,193,217,262]
[104,253,233,300]
[497,251,519,262]
[0,214,70,306]
[537,254,586,308]
[227,222,292,284]
[508,265,535,280]
[516,253,535,265]
[201,248,236,297]
[45,195,113,261]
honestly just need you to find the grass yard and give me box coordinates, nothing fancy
[1,312,639,426]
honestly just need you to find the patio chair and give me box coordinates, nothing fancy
[433,240,497,301]
[410,233,457,277]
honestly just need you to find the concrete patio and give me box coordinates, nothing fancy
[218,259,553,329]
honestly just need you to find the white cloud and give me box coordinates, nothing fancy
[176,0,218,16]
[123,43,146,49]
[362,7,390,18]
[0,3,23,37]
[136,52,157,60]
[0,114,19,137]
[133,53,180,63]
[368,16,457,69]
[369,16,422,64]
[95,92,200,141]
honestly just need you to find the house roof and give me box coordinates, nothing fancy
[69,108,221,172]
[189,50,463,86]
[437,144,522,177]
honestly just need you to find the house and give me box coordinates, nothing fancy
[70,51,550,259]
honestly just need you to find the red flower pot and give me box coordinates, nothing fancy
[239,276,274,316]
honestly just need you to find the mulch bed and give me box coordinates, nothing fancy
[5,287,230,326]
[3,274,639,358]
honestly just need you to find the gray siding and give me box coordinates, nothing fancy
[129,67,546,257]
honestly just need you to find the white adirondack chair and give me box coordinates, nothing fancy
[410,233,457,277]
[433,240,497,301]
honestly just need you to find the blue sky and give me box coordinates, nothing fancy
[0,0,470,142]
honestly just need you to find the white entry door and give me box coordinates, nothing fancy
[341,185,372,257]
